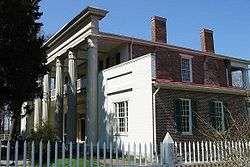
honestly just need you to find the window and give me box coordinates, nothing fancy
[114,101,128,133]
[181,58,192,82]
[214,101,225,132]
[180,99,192,134]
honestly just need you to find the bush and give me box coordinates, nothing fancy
[29,122,58,142]
[27,122,58,163]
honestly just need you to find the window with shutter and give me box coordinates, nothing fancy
[211,101,225,132]
[176,99,192,134]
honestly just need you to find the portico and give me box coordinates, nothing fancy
[34,7,108,142]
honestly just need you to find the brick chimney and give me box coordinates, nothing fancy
[200,28,215,53]
[151,16,167,43]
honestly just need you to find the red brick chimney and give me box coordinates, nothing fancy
[151,16,167,43]
[200,28,215,53]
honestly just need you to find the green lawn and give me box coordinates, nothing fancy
[33,159,100,167]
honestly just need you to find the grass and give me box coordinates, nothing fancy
[32,159,100,167]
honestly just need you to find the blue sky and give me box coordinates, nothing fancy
[40,0,250,60]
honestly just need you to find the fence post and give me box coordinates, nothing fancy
[162,132,175,167]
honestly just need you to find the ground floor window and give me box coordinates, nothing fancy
[213,101,225,132]
[180,99,192,134]
[114,101,128,134]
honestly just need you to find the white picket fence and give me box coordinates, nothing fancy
[0,140,159,167]
[0,139,249,166]
[173,140,250,166]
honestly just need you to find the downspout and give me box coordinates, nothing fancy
[152,86,160,157]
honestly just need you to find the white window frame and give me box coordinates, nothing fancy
[180,98,192,135]
[213,101,225,132]
[113,100,129,135]
[181,57,193,82]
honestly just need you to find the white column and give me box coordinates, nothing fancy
[67,50,77,141]
[34,97,41,131]
[55,58,64,139]
[86,37,98,143]
[20,102,28,134]
[242,68,249,89]
[42,74,49,123]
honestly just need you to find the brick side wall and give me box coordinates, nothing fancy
[155,89,248,145]
[132,44,231,86]
[204,56,228,87]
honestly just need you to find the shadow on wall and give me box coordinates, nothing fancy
[98,72,122,146]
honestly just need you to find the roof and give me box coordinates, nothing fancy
[154,78,249,96]
[97,32,250,64]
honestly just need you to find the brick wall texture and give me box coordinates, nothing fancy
[132,44,232,86]
[155,89,248,144]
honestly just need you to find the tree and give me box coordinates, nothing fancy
[0,0,47,140]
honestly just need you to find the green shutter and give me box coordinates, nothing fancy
[191,99,198,134]
[175,99,182,132]
[223,102,230,131]
[209,101,216,129]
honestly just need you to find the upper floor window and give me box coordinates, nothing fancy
[114,101,128,133]
[181,57,192,82]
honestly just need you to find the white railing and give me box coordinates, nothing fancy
[50,77,87,100]
[173,140,250,166]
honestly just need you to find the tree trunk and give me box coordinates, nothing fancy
[9,116,21,140]
[9,101,22,141]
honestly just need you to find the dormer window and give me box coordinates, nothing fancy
[181,56,193,82]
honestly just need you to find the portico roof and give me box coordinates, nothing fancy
[44,6,108,48]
